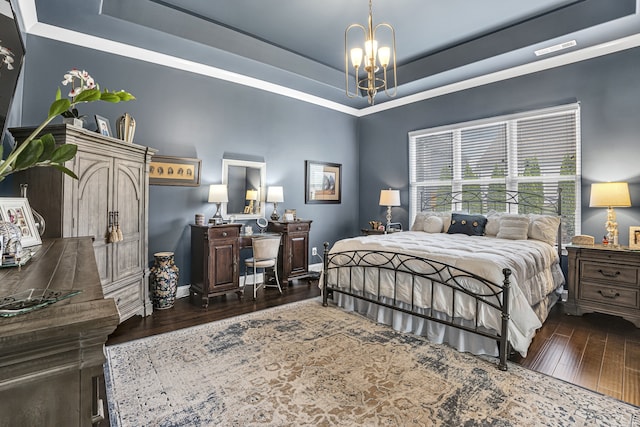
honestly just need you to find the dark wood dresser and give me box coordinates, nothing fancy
[0,238,120,426]
[267,219,312,283]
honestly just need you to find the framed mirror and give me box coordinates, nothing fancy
[221,159,266,220]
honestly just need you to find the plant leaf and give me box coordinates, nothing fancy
[49,99,71,118]
[50,164,78,180]
[50,143,78,164]
[38,133,57,162]
[99,92,121,103]
[14,139,44,170]
[55,87,62,101]
[116,91,136,102]
[74,88,101,103]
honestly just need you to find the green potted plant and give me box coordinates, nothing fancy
[0,68,135,183]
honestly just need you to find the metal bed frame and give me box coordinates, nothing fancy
[323,190,562,371]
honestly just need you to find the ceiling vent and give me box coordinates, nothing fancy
[534,40,577,57]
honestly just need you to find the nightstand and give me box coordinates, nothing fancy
[565,244,640,327]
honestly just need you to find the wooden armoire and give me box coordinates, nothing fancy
[10,124,155,322]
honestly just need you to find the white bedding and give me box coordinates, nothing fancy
[325,231,565,356]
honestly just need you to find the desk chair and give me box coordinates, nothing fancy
[243,235,282,300]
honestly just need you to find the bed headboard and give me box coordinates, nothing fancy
[419,189,563,256]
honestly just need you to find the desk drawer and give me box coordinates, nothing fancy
[581,283,639,309]
[286,222,310,233]
[581,262,638,286]
[208,227,240,240]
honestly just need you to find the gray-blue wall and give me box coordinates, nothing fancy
[358,47,640,246]
[13,36,359,285]
[5,35,640,285]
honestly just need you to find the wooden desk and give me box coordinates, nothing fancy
[0,238,120,426]
[190,221,312,307]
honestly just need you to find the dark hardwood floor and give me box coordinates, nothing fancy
[105,280,640,409]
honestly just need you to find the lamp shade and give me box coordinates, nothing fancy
[267,186,284,203]
[208,184,228,203]
[245,189,258,201]
[589,182,631,207]
[379,189,400,207]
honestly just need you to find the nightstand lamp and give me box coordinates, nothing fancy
[379,188,401,230]
[589,181,631,246]
[267,186,284,221]
[208,184,228,222]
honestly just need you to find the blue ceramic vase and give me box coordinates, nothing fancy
[150,251,179,309]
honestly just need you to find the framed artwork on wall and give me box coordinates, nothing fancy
[150,155,201,186]
[0,197,42,248]
[305,160,341,204]
[629,226,640,249]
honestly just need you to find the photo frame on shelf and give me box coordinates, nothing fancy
[629,226,640,249]
[284,209,296,221]
[0,197,42,247]
[95,114,112,137]
[305,160,341,204]
[149,155,201,187]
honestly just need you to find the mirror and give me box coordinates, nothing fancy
[221,159,266,220]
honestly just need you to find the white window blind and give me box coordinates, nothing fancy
[408,103,581,243]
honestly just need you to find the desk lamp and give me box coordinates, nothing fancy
[208,184,228,222]
[589,182,631,246]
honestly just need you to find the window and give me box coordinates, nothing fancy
[409,104,581,243]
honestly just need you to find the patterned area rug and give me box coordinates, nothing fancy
[105,298,639,426]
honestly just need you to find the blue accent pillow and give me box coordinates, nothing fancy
[447,213,487,236]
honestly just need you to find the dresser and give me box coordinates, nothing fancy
[565,244,640,327]
[10,124,155,322]
[0,238,120,427]
[190,223,243,308]
[267,219,312,283]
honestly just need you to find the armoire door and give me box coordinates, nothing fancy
[73,150,113,285]
[112,158,144,281]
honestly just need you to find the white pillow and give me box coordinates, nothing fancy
[484,211,503,236]
[423,215,444,233]
[528,214,561,246]
[497,214,529,240]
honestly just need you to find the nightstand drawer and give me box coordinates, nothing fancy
[580,262,638,286]
[581,283,639,309]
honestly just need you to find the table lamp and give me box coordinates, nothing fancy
[589,182,631,246]
[379,188,401,230]
[245,189,258,214]
[267,186,284,221]
[208,184,228,221]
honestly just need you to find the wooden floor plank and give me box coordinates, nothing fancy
[597,334,626,399]
[572,333,606,390]
[554,327,590,382]
[623,368,640,407]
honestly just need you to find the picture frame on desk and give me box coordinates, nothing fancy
[0,197,42,247]
[629,226,640,249]
[95,114,112,137]
[149,155,201,187]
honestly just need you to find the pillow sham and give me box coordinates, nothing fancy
[484,211,503,236]
[411,212,428,231]
[496,214,529,240]
[447,213,487,236]
[528,214,561,246]
[423,215,444,233]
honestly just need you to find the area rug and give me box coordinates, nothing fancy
[104,298,640,426]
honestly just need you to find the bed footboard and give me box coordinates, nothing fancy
[322,242,512,371]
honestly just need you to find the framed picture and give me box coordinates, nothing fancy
[0,197,42,248]
[305,160,341,204]
[95,115,113,137]
[284,209,297,221]
[629,226,640,249]
[149,155,202,186]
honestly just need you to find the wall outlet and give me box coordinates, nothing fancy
[312,247,317,256]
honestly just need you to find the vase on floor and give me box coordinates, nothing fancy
[150,251,179,309]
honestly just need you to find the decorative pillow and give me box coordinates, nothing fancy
[423,215,444,233]
[447,213,487,236]
[528,214,561,246]
[496,214,529,240]
[484,211,503,236]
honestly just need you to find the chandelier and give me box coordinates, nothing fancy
[345,0,397,105]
